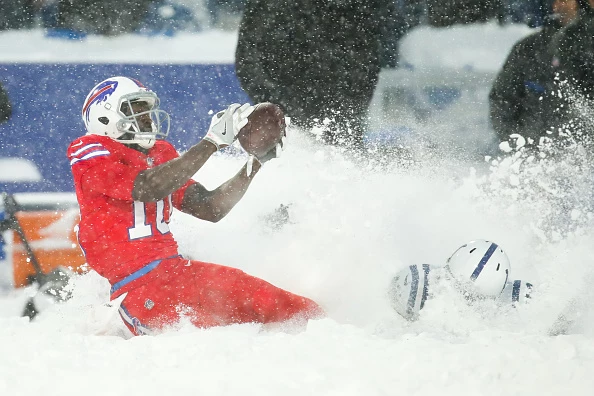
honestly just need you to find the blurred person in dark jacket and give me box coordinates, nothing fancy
[0,82,11,123]
[55,0,152,35]
[489,0,579,148]
[546,0,594,144]
[426,0,501,27]
[0,0,37,30]
[235,0,404,149]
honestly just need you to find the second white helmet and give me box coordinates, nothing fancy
[446,239,511,297]
[388,264,432,321]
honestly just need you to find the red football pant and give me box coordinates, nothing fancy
[114,256,323,335]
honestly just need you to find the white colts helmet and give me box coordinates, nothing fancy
[81,76,170,149]
[446,239,511,297]
[388,264,432,321]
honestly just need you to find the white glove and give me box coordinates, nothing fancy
[203,103,254,150]
[246,135,287,176]
[258,135,286,164]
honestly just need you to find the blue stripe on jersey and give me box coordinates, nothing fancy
[420,264,431,310]
[470,243,498,281]
[407,265,420,316]
[512,280,522,302]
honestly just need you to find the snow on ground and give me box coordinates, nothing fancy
[2,23,594,396]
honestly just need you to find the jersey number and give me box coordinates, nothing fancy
[128,196,172,240]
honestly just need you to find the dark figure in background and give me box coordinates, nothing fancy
[426,0,502,27]
[0,0,36,30]
[546,0,594,142]
[489,0,579,147]
[207,0,245,28]
[56,0,152,35]
[0,82,12,123]
[236,0,403,149]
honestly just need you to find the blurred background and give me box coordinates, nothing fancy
[0,0,554,36]
[0,0,556,194]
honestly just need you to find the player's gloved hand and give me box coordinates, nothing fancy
[256,135,286,164]
[246,135,287,176]
[204,103,254,150]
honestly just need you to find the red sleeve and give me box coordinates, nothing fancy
[68,138,140,201]
[152,141,197,210]
[68,137,197,204]
[81,160,139,200]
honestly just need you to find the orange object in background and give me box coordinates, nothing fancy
[9,209,86,287]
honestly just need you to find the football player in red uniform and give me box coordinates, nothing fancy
[67,76,322,335]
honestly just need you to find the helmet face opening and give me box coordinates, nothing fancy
[116,92,170,148]
[82,77,170,149]
[120,99,154,133]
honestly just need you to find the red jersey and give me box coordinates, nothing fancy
[67,135,196,285]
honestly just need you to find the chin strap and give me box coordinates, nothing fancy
[116,131,155,149]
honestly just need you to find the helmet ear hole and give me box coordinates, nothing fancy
[116,119,132,131]
[98,117,109,125]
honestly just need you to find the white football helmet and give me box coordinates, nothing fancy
[388,264,433,321]
[81,76,170,149]
[446,239,511,297]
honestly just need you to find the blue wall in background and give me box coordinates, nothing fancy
[0,64,249,193]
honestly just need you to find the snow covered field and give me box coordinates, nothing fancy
[2,23,594,396]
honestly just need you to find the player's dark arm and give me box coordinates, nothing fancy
[132,140,218,202]
[180,160,262,223]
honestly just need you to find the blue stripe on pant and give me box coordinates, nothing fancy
[111,255,179,335]
[119,304,153,336]
[110,255,179,295]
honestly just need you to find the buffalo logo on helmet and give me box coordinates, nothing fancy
[82,80,119,122]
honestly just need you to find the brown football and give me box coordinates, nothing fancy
[237,102,286,159]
